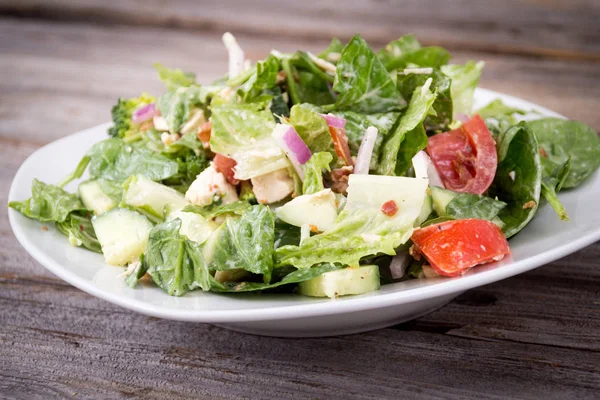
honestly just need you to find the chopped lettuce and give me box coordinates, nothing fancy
[441,61,484,117]
[154,63,196,90]
[302,152,333,195]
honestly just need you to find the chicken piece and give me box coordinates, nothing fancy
[185,165,239,206]
[251,168,294,204]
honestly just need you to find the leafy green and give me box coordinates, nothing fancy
[540,155,571,221]
[318,38,345,64]
[154,63,196,90]
[210,205,275,283]
[489,122,542,238]
[56,211,102,253]
[528,118,600,189]
[108,93,156,139]
[274,219,301,248]
[183,201,251,219]
[395,123,429,176]
[377,34,422,68]
[478,99,526,120]
[303,152,333,195]
[60,138,179,187]
[237,55,280,101]
[384,47,451,72]
[441,61,484,117]
[332,111,400,168]
[331,35,404,114]
[162,151,209,193]
[210,263,343,293]
[289,105,336,159]
[125,255,148,288]
[397,68,452,131]
[145,219,211,296]
[445,193,507,221]
[9,179,86,223]
[377,79,437,175]
[210,104,288,180]
[157,85,206,134]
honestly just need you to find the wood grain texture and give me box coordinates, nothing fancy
[1,1,600,398]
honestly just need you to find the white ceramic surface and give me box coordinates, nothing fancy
[8,89,600,337]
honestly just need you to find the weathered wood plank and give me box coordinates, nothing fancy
[1,18,599,146]
[1,0,600,58]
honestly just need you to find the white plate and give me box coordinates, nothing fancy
[8,89,600,337]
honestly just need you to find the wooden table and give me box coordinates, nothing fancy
[1,1,599,398]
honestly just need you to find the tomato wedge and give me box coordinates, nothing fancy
[329,126,354,166]
[411,219,510,277]
[213,153,239,185]
[426,115,497,194]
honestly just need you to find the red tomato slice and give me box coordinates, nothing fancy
[411,219,510,277]
[426,115,497,194]
[213,154,239,185]
[329,126,354,166]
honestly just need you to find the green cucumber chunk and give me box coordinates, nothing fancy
[298,264,380,298]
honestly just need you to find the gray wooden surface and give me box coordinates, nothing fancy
[1,1,599,398]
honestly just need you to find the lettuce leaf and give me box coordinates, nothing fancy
[441,61,484,117]
[210,104,288,180]
[377,34,422,68]
[276,174,428,268]
[157,85,206,134]
[289,105,336,160]
[331,35,404,113]
[303,152,333,195]
[154,63,196,90]
[318,38,345,64]
[209,205,275,283]
[377,79,437,176]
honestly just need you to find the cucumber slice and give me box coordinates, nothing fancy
[298,264,380,298]
[123,174,187,221]
[429,186,458,217]
[415,194,433,226]
[166,209,219,244]
[78,179,120,216]
[92,208,153,266]
[275,189,338,232]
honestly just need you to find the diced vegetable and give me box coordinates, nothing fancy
[124,174,187,221]
[298,265,380,298]
[92,208,152,266]
[78,179,120,216]
[411,219,510,276]
[275,189,338,232]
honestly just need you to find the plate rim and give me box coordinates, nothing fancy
[8,88,600,323]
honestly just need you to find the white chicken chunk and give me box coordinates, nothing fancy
[185,165,239,206]
[251,168,294,204]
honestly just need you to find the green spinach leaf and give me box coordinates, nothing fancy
[446,193,507,221]
[318,38,345,64]
[145,219,212,296]
[210,205,275,283]
[528,118,600,189]
[489,122,542,238]
[183,201,251,219]
[331,35,404,113]
[56,211,102,253]
[395,123,429,176]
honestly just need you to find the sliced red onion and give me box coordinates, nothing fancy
[412,151,444,187]
[320,113,346,129]
[390,251,411,279]
[456,113,470,123]
[132,103,158,124]
[272,124,312,179]
[354,126,378,175]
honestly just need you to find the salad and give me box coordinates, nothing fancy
[10,33,600,298]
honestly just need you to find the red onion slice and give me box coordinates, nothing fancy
[320,113,346,129]
[272,124,312,179]
[132,103,158,124]
[353,126,378,175]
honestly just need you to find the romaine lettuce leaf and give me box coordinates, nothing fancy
[378,35,450,71]
[331,35,404,114]
[183,201,251,219]
[377,79,437,176]
[154,63,196,90]
[237,55,280,102]
[397,68,452,131]
[209,205,275,283]
[445,193,508,221]
[288,105,336,160]
[318,38,345,64]
[377,34,422,68]
[441,61,484,117]
[276,174,428,269]
[157,85,206,134]
[56,211,102,253]
[394,123,428,176]
[302,152,333,195]
[210,104,288,180]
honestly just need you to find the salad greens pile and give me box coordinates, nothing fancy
[9,33,600,297]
